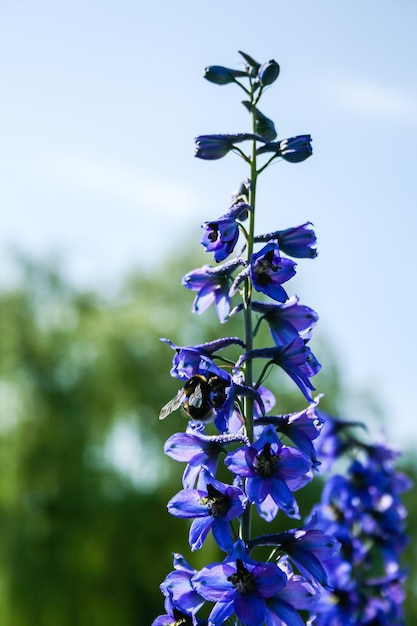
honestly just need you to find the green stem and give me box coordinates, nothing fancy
[257,154,278,175]
[240,88,259,544]
[243,146,257,444]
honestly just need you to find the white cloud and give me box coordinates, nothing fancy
[58,157,198,218]
[330,77,417,123]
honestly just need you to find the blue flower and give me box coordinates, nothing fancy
[250,243,296,302]
[159,553,205,617]
[225,425,312,520]
[192,539,288,625]
[309,433,411,623]
[313,411,364,471]
[250,297,318,347]
[362,572,408,624]
[275,222,317,258]
[264,573,319,626]
[160,337,245,380]
[164,424,249,489]
[168,469,247,551]
[234,338,321,402]
[201,202,250,262]
[249,523,340,587]
[255,222,317,258]
[257,134,313,163]
[306,580,360,626]
[255,398,324,469]
[182,259,246,322]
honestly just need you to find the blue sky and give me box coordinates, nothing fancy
[1,1,417,447]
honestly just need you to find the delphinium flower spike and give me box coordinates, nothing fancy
[307,420,411,625]
[153,51,410,625]
[153,51,326,625]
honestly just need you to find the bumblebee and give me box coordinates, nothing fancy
[159,374,227,423]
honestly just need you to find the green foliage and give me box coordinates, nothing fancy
[0,256,189,625]
[0,254,414,624]
[398,454,417,617]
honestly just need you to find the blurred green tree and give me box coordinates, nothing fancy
[0,253,414,625]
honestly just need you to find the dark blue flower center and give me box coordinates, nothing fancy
[254,442,279,477]
[227,558,255,595]
[200,483,230,517]
[207,223,219,242]
[253,250,280,285]
[172,607,194,625]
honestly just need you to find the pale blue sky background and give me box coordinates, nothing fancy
[1,1,417,447]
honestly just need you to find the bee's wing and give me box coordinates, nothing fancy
[188,383,203,408]
[159,390,185,420]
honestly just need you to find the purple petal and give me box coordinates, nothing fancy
[252,563,287,597]
[212,519,234,552]
[192,284,216,315]
[265,598,305,626]
[235,594,265,624]
[275,447,312,481]
[208,601,235,625]
[164,433,206,462]
[167,489,208,518]
[273,575,318,610]
[189,516,213,550]
[214,289,230,323]
[192,564,234,601]
[269,480,300,518]
[257,493,279,521]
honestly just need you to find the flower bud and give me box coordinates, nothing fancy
[195,133,262,160]
[257,59,280,86]
[195,135,233,160]
[279,135,312,163]
[256,135,313,163]
[204,65,247,85]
